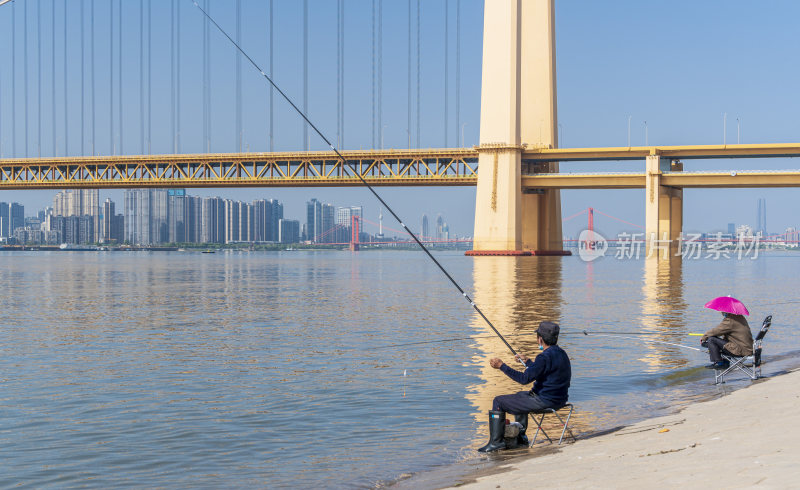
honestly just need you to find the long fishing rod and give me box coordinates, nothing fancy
[580,331,701,336]
[190,1,518,358]
[371,330,705,351]
[582,331,704,352]
[371,333,535,351]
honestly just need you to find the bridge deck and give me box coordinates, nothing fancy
[521,143,800,161]
[522,171,800,189]
[3,144,800,189]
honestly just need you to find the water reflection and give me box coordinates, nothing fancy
[639,258,689,371]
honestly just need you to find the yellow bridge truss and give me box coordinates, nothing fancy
[0,149,478,189]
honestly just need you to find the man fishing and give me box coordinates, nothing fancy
[478,321,571,452]
[700,296,754,369]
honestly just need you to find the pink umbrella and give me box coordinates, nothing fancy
[705,296,750,316]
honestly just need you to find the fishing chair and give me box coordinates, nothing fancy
[715,315,772,385]
[527,403,576,446]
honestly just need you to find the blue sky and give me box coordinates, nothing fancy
[1,0,800,238]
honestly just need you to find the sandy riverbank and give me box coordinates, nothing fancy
[449,369,800,489]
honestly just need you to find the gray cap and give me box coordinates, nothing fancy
[536,321,560,339]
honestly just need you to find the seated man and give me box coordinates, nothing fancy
[701,312,754,369]
[478,321,571,452]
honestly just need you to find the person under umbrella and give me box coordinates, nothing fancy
[700,296,754,369]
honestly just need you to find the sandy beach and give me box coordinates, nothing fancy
[450,369,800,489]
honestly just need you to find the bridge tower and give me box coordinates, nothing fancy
[468,0,567,256]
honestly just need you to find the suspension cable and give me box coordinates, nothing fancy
[188,0,518,357]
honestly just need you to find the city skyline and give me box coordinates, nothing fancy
[0,188,461,246]
[6,188,792,247]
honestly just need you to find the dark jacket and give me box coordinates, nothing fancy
[499,344,571,405]
[702,314,754,356]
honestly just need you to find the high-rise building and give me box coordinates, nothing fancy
[100,199,125,243]
[306,198,323,242]
[305,199,336,243]
[200,197,225,244]
[151,189,169,244]
[168,189,187,243]
[252,199,269,242]
[123,189,174,245]
[102,199,115,242]
[727,222,736,235]
[110,214,125,243]
[756,198,767,235]
[0,202,8,238]
[278,219,300,244]
[53,189,99,217]
[421,214,429,240]
[52,190,100,241]
[9,203,24,236]
[336,206,363,243]
[187,196,203,244]
[124,189,151,244]
[435,214,445,241]
[321,203,336,243]
[239,201,253,242]
[252,199,282,242]
[50,215,94,244]
[270,199,283,242]
[0,202,24,238]
[224,199,240,243]
[224,200,253,243]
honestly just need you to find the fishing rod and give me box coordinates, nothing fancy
[370,330,704,351]
[372,333,533,351]
[190,1,519,359]
[580,331,702,336]
[582,331,704,352]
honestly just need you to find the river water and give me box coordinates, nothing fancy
[1,250,798,488]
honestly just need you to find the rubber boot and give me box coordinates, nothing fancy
[477,410,507,453]
[515,413,529,447]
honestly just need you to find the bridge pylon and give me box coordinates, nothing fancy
[467,0,568,256]
[645,154,683,260]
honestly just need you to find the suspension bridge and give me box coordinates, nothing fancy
[2,0,800,258]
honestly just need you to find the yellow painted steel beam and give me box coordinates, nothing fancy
[661,171,800,188]
[0,177,477,190]
[522,143,800,161]
[522,173,646,189]
[0,148,479,166]
[0,149,479,189]
[522,171,800,189]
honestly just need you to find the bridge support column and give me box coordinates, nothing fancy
[472,146,523,252]
[521,173,564,253]
[645,155,683,259]
[468,0,567,256]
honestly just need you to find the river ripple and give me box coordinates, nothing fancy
[1,250,798,487]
